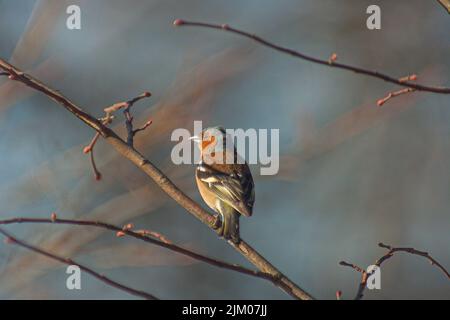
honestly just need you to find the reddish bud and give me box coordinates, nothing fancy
[8,74,15,80]
[116,231,125,237]
[376,99,385,107]
[144,91,151,97]
[83,146,91,154]
[329,53,338,62]
[144,119,153,128]
[336,290,342,300]
[124,223,134,230]
[51,212,57,222]
[173,19,184,26]
[221,24,230,30]
[399,74,418,83]
[95,172,102,181]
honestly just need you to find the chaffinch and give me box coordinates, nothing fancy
[191,126,255,244]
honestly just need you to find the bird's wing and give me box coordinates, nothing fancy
[197,163,254,217]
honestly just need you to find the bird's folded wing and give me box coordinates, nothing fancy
[197,163,254,217]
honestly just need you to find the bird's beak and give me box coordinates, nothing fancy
[189,135,201,142]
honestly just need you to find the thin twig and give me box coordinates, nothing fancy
[376,74,417,106]
[89,148,101,181]
[83,132,101,154]
[377,88,416,107]
[340,242,450,300]
[82,125,104,181]
[82,128,103,181]
[173,19,450,94]
[338,260,368,300]
[121,91,152,146]
[102,91,152,147]
[0,227,158,300]
[0,57,314,300]
[376,242,450,279]
[0,216,295,296]
[134,229,171,244]
[82,92,151,179]
[132,119,153,138]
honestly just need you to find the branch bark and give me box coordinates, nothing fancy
[0,58,314,300]
[340,242,450,300]
[173,20,450,95]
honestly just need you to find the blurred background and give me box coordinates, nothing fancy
[0,0,449,299]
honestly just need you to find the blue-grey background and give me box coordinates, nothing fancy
[0,0,449,299]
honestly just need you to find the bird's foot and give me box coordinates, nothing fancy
[212,214,222,231]
[229,234,241,245]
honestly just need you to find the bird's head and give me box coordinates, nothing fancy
[190,126,227,158]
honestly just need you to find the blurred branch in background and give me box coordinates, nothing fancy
[0,227,159,300]
[9,0,66,67]
[277,65,443,181]
[438,0,450,13]
[0,58,313,300]
[0,0,66,114]
[340,243,450,300]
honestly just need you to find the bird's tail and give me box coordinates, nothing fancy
[221,208,240,244]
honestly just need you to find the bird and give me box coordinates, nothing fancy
[191,126,255,244]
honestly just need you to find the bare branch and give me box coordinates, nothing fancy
[103,91,153,146]
[376,74,418,106]
[82,128,103,180]
[81,92,152,180]
[173,19,450,95]
[0,227,158,300]
[0,57,314,300]
[89,148,102,181]
[0,216,297,297]
[131,118,153,138]
[377,88,415,107]
[340,242,450,300]
[376,242,450,279]
[122,92,152,146]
